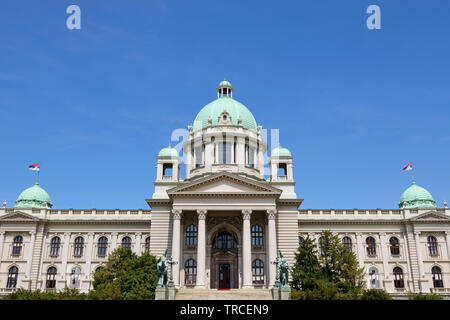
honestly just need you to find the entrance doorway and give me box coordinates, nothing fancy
[218,264,230,289]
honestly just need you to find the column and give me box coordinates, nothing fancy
[257,144,264,176]
[267,209,277,288]
[414,231,425,292]
[26,232,36,280]
[379,233,389,281]
[242,209,252,288]
[111,232,118,251]
[196,209,207,288]
[172,210,182,288]
[135,232,142,255]
[85,233,94,282]
[61,233,71,281]
[356,233,365,268]
[445,232,450,263]
[0,231,5,261]
[236,136,245,167]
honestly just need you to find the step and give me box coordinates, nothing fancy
[175,289,273,300]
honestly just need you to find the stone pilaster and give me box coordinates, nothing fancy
[379,233,389,281]
[267,209,277,288]
[414,231,425,292]
[25,231,36,281]
[171,210,183,288]
[242,209,252,288]
[60,232,71,281]
[356,233,365,269]
[196,209,207,288]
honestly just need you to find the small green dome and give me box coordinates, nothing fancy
[14,182,53,209]
[217,80,232,88]
[271,145,291,157]
[399,181,436,209]
[158,144,179,157]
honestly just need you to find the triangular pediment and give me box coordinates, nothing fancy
[167,172,282,196]
[0,211,40,221]
[409,211,450,222]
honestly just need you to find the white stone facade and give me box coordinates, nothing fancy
[1,81,449,298]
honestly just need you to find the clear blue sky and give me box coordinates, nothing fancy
[1,0,449,209]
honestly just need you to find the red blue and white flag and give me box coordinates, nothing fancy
[402,163,412,171]
[28,164,40,171]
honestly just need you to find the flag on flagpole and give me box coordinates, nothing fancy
[28,164,40,171]
[402,163,412,171]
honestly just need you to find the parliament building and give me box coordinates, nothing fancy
[1,80,449,299]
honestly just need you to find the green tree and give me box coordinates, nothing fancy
[88,248,158,300]
[291,230,365,300]
[360,289,392,300]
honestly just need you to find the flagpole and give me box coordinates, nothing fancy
[37,170,40,184]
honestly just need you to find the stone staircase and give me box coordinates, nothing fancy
[175,288,273,300]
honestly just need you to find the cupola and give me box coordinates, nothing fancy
[399,181,437,209]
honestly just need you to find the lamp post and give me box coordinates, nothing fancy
[270,256,280,288]
[166,256,178,288]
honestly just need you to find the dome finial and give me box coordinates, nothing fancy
[217,79,233,98]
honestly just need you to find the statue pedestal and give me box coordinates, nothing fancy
[155,287,168,300]
[271,287,280,300]
[168,286,177,300]
[279,287,291,300]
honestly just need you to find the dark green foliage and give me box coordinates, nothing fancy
[89,248,158,300]
[3,248,158,300]
[291,230,366,300]
[2,287,87,300]
[408,293,443,300]
[360,289,392,300]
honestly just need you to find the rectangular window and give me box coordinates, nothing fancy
[195,146,203,167]
[219,142,231,164]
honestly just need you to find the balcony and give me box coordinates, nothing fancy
[276,175,287,181]
[430,287,450,294]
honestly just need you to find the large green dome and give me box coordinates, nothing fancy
[193,80,257,132]
[399,181,436,209]
[14,182,53,209]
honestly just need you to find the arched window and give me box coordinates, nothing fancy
[46,267,57,289]
[212,232,237,249]
[252,259,264,285]
[390,237,400,255]
[298,236,304,247]
[145,237,150,253]
[97,237,108,257]
[121,236,132,250]
[432,266,443,288]
[74,237,84,257]
[251,225,263,246]
[342,237,352,251]
[393,267,404,289]
[50,237,61,257]
[7,266,18,288]
[368,267,379,289]
[318,237,324,255]
[366,237,376,256]
[71,267,81,289]
[185,259,197,285]
[185,225,198,247]
[12,236,23,256]
[427,236,438,256]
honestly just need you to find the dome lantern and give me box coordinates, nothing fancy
[217,79,233,98]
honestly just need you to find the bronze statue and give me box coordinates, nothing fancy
[278,250,290,288]
[157,249,169,288]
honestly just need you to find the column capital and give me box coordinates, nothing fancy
[0,231,5,236]
[111,232,118,237]
[197,209,207,220]
[87,232,95,237]
[242,209,252,220]
[355,232,363,237]
[379,232,386,237]
[445,231,450,236]
[28,231,36,236]
[172,209,183,220]
[64,232,71,237]
[414,231,421,236]
[267,209,277,220]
